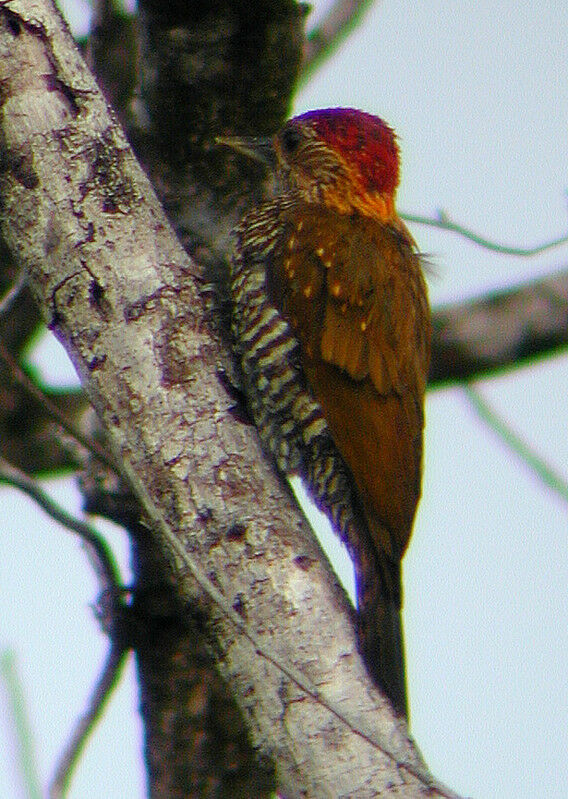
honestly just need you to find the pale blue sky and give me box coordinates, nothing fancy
[1,2,567,798]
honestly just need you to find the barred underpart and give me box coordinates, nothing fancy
[230,202,365,554]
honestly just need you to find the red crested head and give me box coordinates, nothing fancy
[275,108,400,219]
[293,108,399,196]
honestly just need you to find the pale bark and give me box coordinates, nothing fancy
[0,2,458,796]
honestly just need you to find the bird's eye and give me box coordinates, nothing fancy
[280,127,302,155]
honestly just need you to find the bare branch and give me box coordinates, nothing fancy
[0,270,26,316]
[430,268,568,385]
[0,650,42,799]
[404,209,568,256]
[0,457,129,796]
[121,457,459,797]
[48,641,128,799]
[0,458,121,597]
[302,0,379,84]
[0,2,456,794]
[463,384,568,503]
[0,339,117,472]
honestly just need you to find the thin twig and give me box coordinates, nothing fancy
[0,271,26,317]
[116,458,460,798]
[0,338,118,473]
[0,650,42,799]
[403,210,568,256]
[301,0,379,85]
[0,458,129,795]
[0,457,121,594]
[48,640,128,799]
[463,384,568,503]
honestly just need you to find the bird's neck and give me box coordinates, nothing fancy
[319,183,397,224]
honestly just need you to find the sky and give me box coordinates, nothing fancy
[1,1,567,798]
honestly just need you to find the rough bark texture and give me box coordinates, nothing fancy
[128,522,276,799]
[429,268,568,386]
[0,2,457,796]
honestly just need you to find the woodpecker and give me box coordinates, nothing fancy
[226,108,431,717]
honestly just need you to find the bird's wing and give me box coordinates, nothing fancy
[269,204,428,397]
[319,213,428,397]
[267,203,430,552]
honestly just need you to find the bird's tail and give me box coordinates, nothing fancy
[300,431,408,716]
[356,553,407,718]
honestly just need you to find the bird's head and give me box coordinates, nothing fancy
[274,108,400,221]
[218,108,400,222]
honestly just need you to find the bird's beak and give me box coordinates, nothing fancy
[215,135,277,170]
